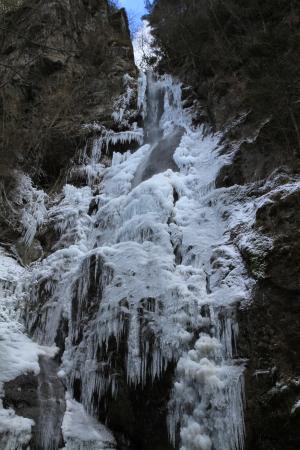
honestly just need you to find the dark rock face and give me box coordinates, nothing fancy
[238,282,300,450]
[4,356,66,450]
[0,0,136,187]
[238,178,300,449]
[101,368,175,450]
[255,187,300,291]
[212,102,300,448]
[216,114,300,449]
[4,373,39,425]
[216,131,299,188]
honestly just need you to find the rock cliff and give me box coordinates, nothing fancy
[0,0,136,244]
[148,0,300,448]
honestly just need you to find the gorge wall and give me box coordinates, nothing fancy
[0,0,136,244]
[148,1,300,449]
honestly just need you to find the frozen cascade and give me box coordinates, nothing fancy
[1,70,254,449]
[132,72,186,187]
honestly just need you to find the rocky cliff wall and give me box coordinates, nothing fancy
[0,0,137,245]
[218,119,300,450]
[148,1,300,448]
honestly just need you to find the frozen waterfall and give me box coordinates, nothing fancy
[0,71,252,450]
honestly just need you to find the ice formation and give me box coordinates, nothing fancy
[1,70,265,449]
[0,249,57,448]
[112,73,136,126]
[132,20,157,70]
[0,407,33,450]
[291,400,300,414]
[18,174,47,247]
[38,72,248,448]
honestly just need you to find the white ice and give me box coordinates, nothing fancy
[7,63,298,450]
[62,393,116,450]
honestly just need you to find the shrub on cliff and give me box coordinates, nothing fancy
[0,0,23,12]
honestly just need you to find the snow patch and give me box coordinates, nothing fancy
[62,394,116,450]
[0,248,57,448]
[291,400,300,414]
[0,406,33,450]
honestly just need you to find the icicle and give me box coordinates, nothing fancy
[14,69,256,450]
[16,174,48,247]
[138,71,147,116]
[104,129,144,151]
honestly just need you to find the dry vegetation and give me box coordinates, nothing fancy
[0,0,23,13]
[148,0,300,155]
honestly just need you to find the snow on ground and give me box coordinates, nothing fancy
[0,407,33,450]
[62,393,116,450]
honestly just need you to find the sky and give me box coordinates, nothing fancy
[119,0,147,26]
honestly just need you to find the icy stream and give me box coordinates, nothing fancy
[0,72,252,450]
[36,356,65,450]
